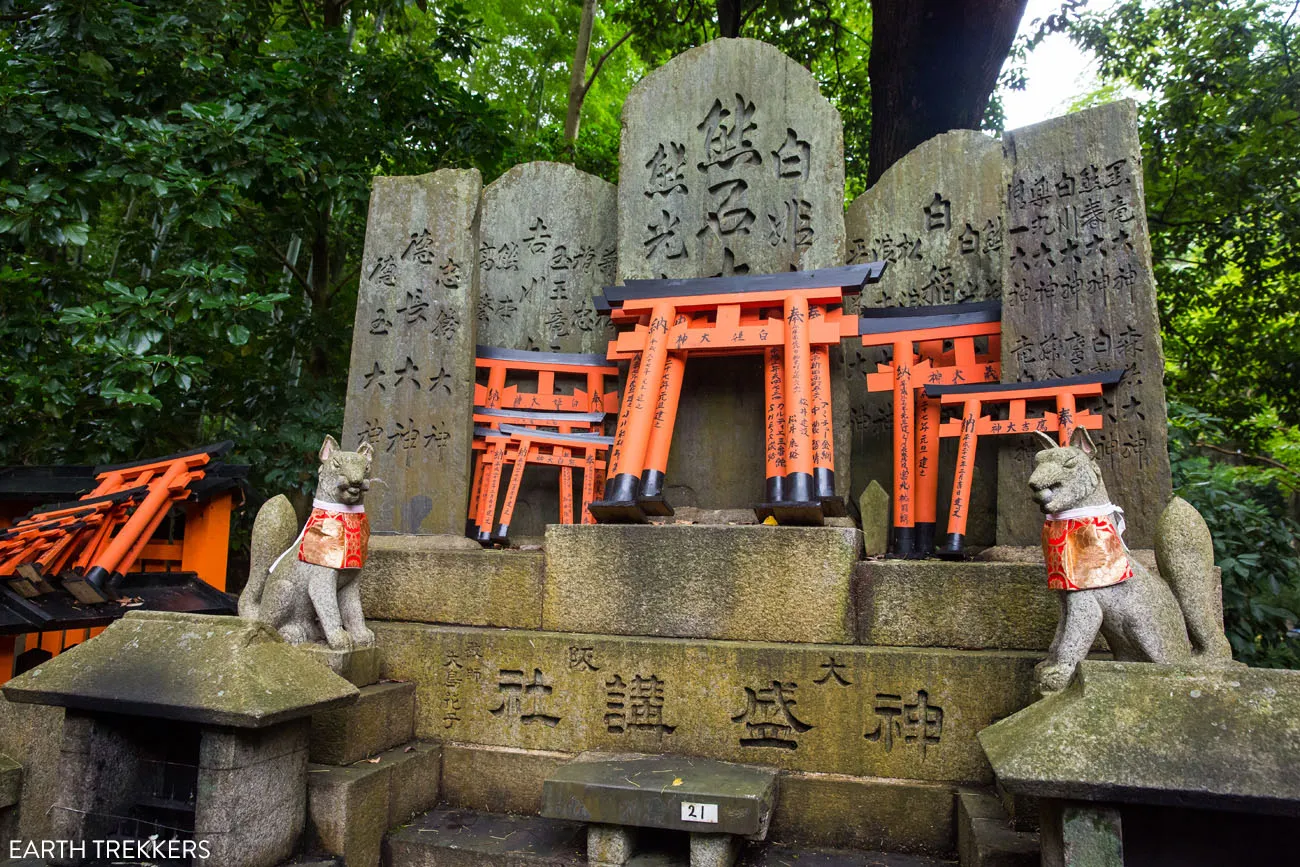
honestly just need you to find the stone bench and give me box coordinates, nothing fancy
[541,755,777,867]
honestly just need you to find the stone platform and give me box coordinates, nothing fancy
[374,622,1038,784]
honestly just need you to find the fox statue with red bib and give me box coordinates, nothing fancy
[239,436,375,651]
[1029,427,1233,693]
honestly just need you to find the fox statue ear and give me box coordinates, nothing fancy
[356,441,374,462]
[1070,426,1096,456]
[1033,431,1058,450]
[319,435,340,463]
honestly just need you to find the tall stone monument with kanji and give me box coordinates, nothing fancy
[616,37,848,510]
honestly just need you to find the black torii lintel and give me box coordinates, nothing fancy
[594,262,888,314]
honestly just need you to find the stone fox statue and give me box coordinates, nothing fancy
[1029,427,1232,692]
[239,436,376,650]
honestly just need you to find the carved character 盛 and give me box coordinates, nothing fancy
[1029,427,1233,693]
[238,436,375,650]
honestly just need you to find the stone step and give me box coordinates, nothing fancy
[385,807,958,867]
[439,743,966,857]
[375,622,1038,784]
[955,792,1038,867]
[305,741,441,867]
[310,680,416,765]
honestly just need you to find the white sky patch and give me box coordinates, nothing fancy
[1000,0,1120,129]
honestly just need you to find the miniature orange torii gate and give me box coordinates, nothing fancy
[474,345,620,414]
[589,262,886,525]
[472,424,612,543]
[858,302,1002,558]
[469,407,608,544]
[922,370,1124,558]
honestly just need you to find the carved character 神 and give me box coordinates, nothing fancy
[1029,427,1233,693]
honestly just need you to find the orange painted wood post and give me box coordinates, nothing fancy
[496,438,533,542]
[592,301,674,520]
[0,636,14,685]
[809,339,839,512]
[938,397,983,559]
[181,491,234,591]
[782,295,816,508]
[558,445,575,525]
[763,345,787,504]
[475,444,507,543]
[467,453,486,537]
[914,393,943,556]
[484,362,508,408]
[600,351,644,505]
[891,338,918,556]
[581,449,598,524]
[638,351,686,515]
[1056,392,1079,446]
[81,459,193,594]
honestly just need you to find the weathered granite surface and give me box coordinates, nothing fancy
[360,536,544,629]
[376,622,1039,783]
[0,693,61,843]
[342,169,482,535]
[617,38,849,510]
[543,524,862,643]
[979,661,1300,814]
[844,130,1006,546]
[998,101,1171,547]
[310,681,415,765]
[2,612,357,727]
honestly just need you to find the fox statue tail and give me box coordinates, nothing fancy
[1155,496,1235,662]
[237,494,299,620]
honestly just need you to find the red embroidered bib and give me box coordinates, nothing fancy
[299,504,369,569]
[1042,515,1132,591]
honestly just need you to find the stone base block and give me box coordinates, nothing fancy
[441,742,571,815]
[310,681,416,765]
[437,742,964,858]
[0,753,21,809]
[543,524,863,643]
[854,561,1108,652]
[690,833,739,867]
[361,536,544,628]
[307,741,442,867]
[377,622,1038,783]
[299,644,381,687]
[385,807,586,867]
[957,792,1038,867]
[589,824,638,865]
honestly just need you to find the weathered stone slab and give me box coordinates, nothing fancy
[997,101,1171,547]
[0,752,22,810]
[542,755,777,838]
[956,791,1039,867]
[770,772,958,856]
[979,661,1300,814]
[617,38,849,509]
[299,644,380,687]
[1,612,358,727]
[375,622,1039,783]
[543,524,861,643]
[386,741,443,827]
[342,169,482,535]
[844,131,1007,546]
[854,560,1100,652]
[306,756,391,867]
[310,681,415,765]
[441,742,571,816]
[360,536,544,629]
[0,693,61,842]
[386,807,587,867]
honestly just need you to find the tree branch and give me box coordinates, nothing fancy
[323,264,360,305]
[583,29,634,94]
[298,0,314,28]
[257,232,313,295]
[1195,441,1300,479]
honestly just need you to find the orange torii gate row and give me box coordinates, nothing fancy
[923,370,1124,558]
[0,443,232,604]
[858,301,1003,558]
[475,345,620,414]
[468,407,608,544]
[471,425,613,544]
[588,262,887,526]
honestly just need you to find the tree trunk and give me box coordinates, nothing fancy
[716,0,743,38]
[564,0,598,143]
[867,0,1028,186]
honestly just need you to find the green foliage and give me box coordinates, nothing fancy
[0,0,508,491]
[1069,0,1300,436]
[1168,402,1300,668]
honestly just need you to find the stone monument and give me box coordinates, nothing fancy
[341,169,481,535]
[844,130,1007,544]
[616,37,848,511]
